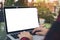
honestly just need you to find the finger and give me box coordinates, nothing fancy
[18,32,21,37]
[20,32,24,35]
[32,28,39,33]
[23,31,29,33]
[18,34,20,37]
[22,31,30,35]
[36,32,43,35]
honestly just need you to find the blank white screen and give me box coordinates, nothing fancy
[5,8,39,32]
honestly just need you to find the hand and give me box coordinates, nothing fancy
[18,31,33,40]
[32,25,49,35]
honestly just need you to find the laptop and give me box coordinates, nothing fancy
[4,7,39,39]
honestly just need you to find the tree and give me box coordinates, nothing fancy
[14,0,27,7]
[4,0,14,6]
[4,0,27,7]
[37,6,56,23]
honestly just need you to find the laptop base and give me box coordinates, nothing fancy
[7,34,45,40]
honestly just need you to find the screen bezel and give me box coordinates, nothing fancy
[4,7,39,34]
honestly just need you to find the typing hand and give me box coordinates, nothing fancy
[18,31,33,40]
[32,25,49,35]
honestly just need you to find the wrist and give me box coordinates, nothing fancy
[20,37,30,40]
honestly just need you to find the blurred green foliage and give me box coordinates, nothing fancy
[37,6,56,23]
[4,0,14,6]
[4,0,56,23]
[4,0,27,7]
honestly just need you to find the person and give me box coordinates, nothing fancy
[44,9,60,40]
[18,24,49,40]
[18,10,60,40]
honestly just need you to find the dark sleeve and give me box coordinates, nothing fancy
[20,37,30,40]
[44,21,60,40]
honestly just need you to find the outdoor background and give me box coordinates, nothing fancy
[4,0,59,27]
[0,0,60,40]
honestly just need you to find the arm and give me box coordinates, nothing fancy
[20,37,30,40]
[18,31,33,40]
[44,21,60,40]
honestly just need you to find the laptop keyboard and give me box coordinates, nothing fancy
[10,30,34,39]
[11,32,19,39]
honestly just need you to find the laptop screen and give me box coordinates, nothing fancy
[5,8,39,33]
